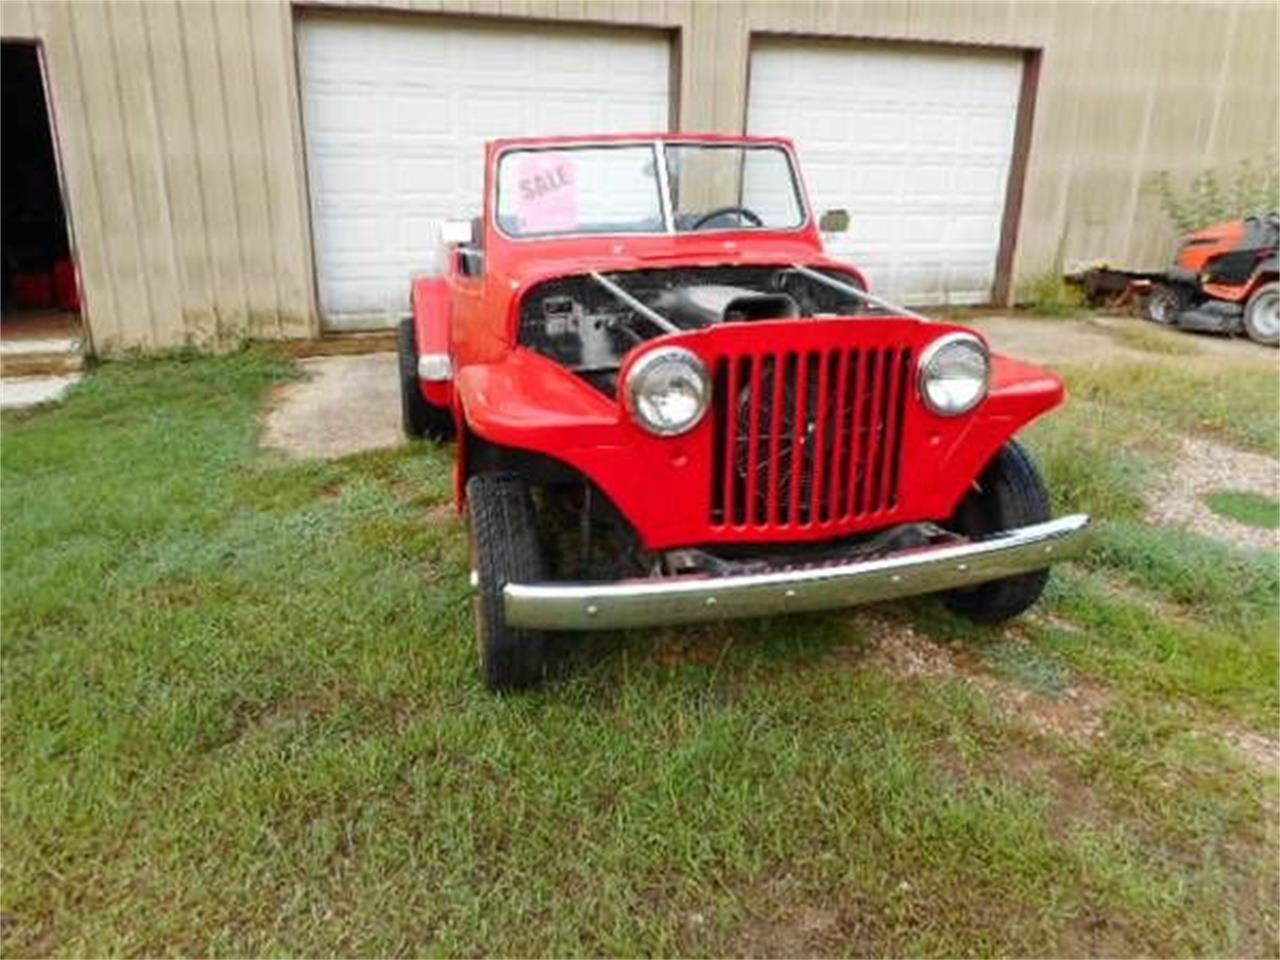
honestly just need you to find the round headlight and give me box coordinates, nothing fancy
[918,333,990,415]
[625,346,710,436]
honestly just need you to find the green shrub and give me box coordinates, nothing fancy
[1017,271,1086,316]
[1153,155,1279,233]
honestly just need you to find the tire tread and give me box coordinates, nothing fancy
[944,440,1051,623]
[468,473,546,691]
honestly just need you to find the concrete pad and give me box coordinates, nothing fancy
[0,337,82,355]
[0,374,82,410]
[262,352,403,459]
[968,314,1276,369]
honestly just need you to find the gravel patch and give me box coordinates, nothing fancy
[1146,437,1280,551]
[856,616,1109,742]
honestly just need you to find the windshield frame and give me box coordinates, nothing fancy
[491,138,811,242]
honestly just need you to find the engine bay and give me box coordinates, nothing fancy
[518,265,874,389]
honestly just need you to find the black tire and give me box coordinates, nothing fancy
[398,318,454,441]
[1144,284,1191,325]
[1242,281,1279,346]
[467,473,547,691]
[943,441,1051,624]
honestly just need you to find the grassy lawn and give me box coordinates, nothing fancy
[1203,490,1280,530]
[2,350,1277,957]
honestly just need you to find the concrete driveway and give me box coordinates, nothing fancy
[262,352,402,459]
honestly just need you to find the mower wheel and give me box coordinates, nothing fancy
[1144,284,1191,325]
[1243,282,1279,346]
[943,441,1052,624]
[467,473,548,692]
[398,318,455,441]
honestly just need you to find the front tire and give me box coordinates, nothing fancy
[467,473,547,691]
[398,318,454,441]
[944,441,1051,624]
[1243,281,1279,346]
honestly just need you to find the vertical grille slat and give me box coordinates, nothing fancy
[810,350,831,525]
[888,348,912,508]
[765,354,785,526]
[787,352,810,525]
[840,350,861,521]
[709,337,912,531]
[824,350,849,523]
[853,348,878,516]
[743,356,764,526]
[722,355,741,527]
[867,348,893,512]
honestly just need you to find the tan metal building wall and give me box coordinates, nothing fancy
[2,0,1276,353]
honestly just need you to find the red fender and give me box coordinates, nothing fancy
[411,276,454,409]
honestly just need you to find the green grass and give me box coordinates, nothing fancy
[2,350,1277,957]
[1056,361,1280,456]
[1203,489,1280,530]
[1106,323,1202,356]
[1020,400,1158,521]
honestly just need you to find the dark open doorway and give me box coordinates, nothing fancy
[1,41,82,351]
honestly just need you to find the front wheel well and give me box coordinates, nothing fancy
[458,431,649,580]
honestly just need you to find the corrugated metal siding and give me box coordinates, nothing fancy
[2,0,1277,352]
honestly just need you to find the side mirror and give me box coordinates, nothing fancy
[441,218,475,245]
[819,208,850,233]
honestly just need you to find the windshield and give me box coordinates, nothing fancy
[495,142,806,238]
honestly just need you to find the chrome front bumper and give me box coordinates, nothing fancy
[503,514,1092,631]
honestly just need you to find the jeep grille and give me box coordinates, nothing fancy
[709,345,913,530]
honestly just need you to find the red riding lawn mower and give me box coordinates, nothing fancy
[1143,214,1279,345]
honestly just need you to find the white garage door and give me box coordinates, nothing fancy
[748,40,1023,306]
[298,17,670,329]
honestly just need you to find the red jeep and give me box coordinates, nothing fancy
[399,133,1091,691]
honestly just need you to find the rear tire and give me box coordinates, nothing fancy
[467,473,547,692]
[398,318,454,441]
[1243,282,1279,346]
[1144,284,1191,325]
[944,441,1051,624]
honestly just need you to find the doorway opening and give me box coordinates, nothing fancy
[1,41,83,358]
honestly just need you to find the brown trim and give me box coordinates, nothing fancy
[993,49,1041,307]
[287,10,325,337]
[668,25,682,132]
[739,31,755,134]
[748,30,1029,59]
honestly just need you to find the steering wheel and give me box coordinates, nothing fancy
[690,206,765,230]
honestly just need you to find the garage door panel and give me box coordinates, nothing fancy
[300,17,669,329]
[606,100,668,130]
[749,39,1022,306]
